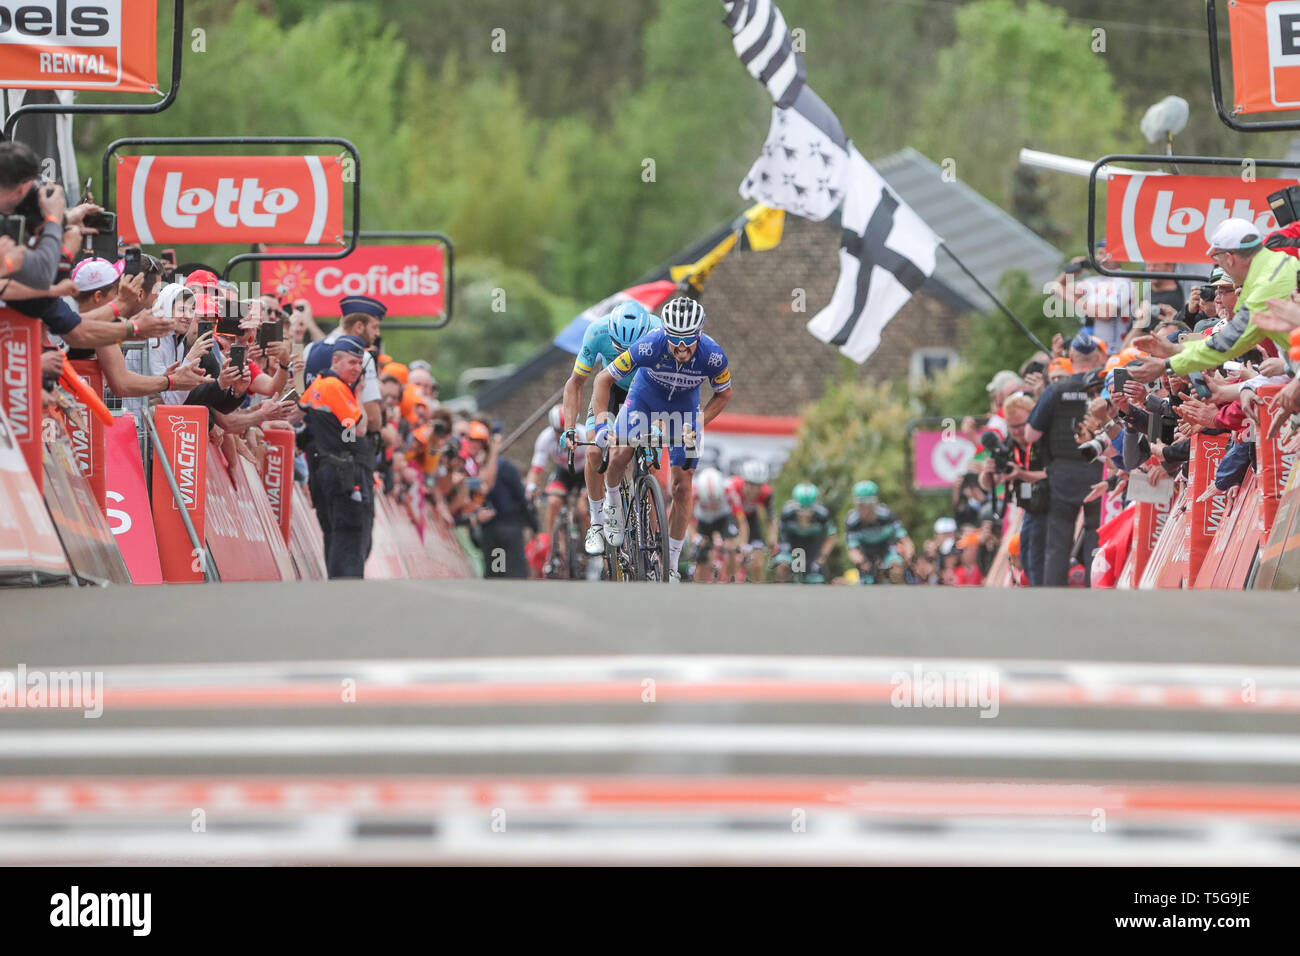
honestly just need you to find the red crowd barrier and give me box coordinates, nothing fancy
[0,405,71,585]
[66,360,108,510]
[1186,433,1230,581]
[1255,472,1300,590]
[41,417,132,585]
[103,415,163,584]
[1256,384,1297,537]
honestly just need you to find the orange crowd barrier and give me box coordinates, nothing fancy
[1256,384,1297,537]
[66,359,108,509]
[41,417,132,585]
[0,405,71,585]
[1186,433,1230,582]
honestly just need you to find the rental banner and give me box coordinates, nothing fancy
[66,359,106,509]
[116,155,346,246]
[260,244,445,318]
[103,414,161,584]
[1256,384,1297,535]
[1227,0,1300,115]
[1186,433,1231,582]
[150,405,207,583]
[0,309,42,488]
[260,428,294,544]
[0,404,69,584]
[1104,172,1287,265]
[0,0,159,92]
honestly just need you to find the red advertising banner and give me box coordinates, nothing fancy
[116,155,345,246]
[1132,499,1171,584]
[103,414,161,584]
[41,419,131,585]
[66,359,106,509]
[234,455,294,581]
[1186,433,1231,582]
[260,428,294,544]
[1227,0,1300,115]
[0,0,158,92]
[288,482,327,581]
[0,403,69,583]
[1256,383,1297,535]
[1105,173,1291,265]
[202,441,284,582]
[260,244,446,318]
[150,404,207,583]
[0,309,42,489]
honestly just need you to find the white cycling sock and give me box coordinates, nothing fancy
[604,481,622,514]
[669,536,685,570]
[588,497,604,524]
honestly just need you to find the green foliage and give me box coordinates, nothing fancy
[380,256,578,397]
[913,0,1135,249]
[774,373,955,575]
[947,269,1071,415]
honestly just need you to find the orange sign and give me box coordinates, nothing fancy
[260,428,294,544]
[1256,383,1297,535]
[1105,173,1292,264]
[1227,0,1300,115]
[0,310,42,489]
[116,155,345,246]
[0,0,158,92]
[150,404,207,583]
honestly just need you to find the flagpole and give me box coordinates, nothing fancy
[938,242,1050,354]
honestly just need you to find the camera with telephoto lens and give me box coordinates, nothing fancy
[1077,428,1115,462]
[980,429,1014,474]
[12,175,54,235]
[442,434,461,457]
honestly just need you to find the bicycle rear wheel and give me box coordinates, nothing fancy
[633,473,671,582]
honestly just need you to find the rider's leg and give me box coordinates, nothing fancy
[543,488,563,539]
[667,463,692,573]
[584,445,605,524]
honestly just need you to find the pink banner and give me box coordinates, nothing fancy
[913,429,977,490]
[103,416,162,585]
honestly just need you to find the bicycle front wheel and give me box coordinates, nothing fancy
[633,474,671,582]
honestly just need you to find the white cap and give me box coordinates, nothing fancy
[934,517,957,535]
[70,257,124,293]
[1205,218,1263,256]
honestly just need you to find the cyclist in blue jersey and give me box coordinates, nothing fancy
[559,300,661,555]
[590,296,734,581]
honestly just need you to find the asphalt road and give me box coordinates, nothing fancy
[1,581,1298,864]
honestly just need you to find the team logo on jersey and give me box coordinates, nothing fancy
[711,367,731,387]
[637,341,655,356]
[613,351,635,374]
[706,351,724,367]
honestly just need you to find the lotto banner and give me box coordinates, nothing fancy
[116,155,345,246]
[1256,383,1296,535]
[1227,0,1300,115]
[150,405,207,583]
[260,428,294,544]
[0,309,42,489]
[0,0,158,92]
[1104,173,1289,265]
[1186,433,1230,582]
[65,359,106,509]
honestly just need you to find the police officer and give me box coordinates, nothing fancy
[301,335,373,578]
[1024,333,1106,586]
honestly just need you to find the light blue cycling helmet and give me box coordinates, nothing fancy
[608,300,655,350]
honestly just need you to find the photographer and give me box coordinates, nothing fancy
[979,393,1049,586]
[0,141,64,291]
[1025,333,1107,586]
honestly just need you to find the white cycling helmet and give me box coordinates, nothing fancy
[740,459,769,485]
[694,467,726,508]
[660,296,706,338]
[548,404,564,431]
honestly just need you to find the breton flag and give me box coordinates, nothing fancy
[721,0,806,108]
[740,86,848,222]
[806,146,941,363]
[719,0,943,364]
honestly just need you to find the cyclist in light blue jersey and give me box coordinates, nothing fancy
[591,296,734,581]
[559,300,660,555]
